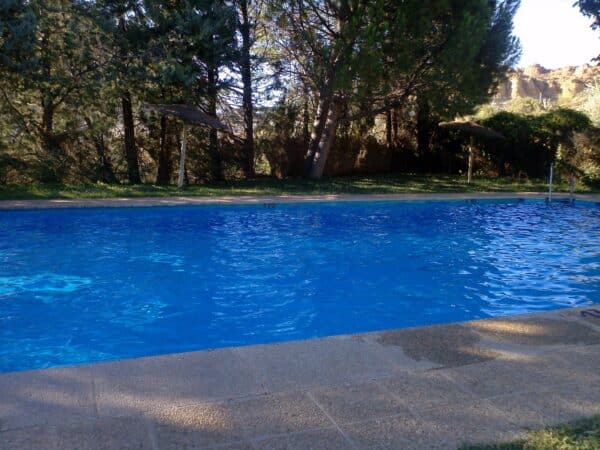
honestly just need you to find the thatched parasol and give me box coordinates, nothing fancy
[438,120,505,139]
[142,103,229,188]
[142,103,228,130]
[438,121,505,183]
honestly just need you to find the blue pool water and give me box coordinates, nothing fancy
[1,199,599,372]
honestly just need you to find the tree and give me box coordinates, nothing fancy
[575,0,600,60]
[94,0,151,184]
[480,109,592,177]
[0,0,105,182]
[575,0,600,30]
[237,0,256,178]
[269,0,521,178]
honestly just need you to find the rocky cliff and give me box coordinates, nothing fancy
[493,64,599,104]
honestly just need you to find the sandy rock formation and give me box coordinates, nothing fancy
[493,63,599,103]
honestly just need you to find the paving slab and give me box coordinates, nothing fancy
[252,427,352,450]
[147,402,245,448]
[233,334,432,393]
[53,417,153,450]
[341,415,459,450]
[465,316,600,346]
[559,306,600,331]
[0,366,96,431]
[534,344,600,387]
[309,381,411,424]
[440,356,572,399]
[0,425,58,450]
[378,369,476,411]
[489,380,600,430]
[415,401,522,448]
[485,392,555,429]
[92,348,264,417]
[375,324,500,368]
[227,391,332,438]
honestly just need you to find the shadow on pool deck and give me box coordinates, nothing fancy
[1,305,599,449]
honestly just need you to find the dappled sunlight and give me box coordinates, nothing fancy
[470,320,548,336]
[467,317,600,346]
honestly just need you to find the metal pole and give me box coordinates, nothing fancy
[548,163,553,203]
[467,146,473,184]
[569,174,575,203]
[467,137,474,184]
[177,124,188,189]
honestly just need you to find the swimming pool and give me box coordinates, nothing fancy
[1,198,599,372]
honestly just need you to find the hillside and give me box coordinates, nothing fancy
[493,63,599,105]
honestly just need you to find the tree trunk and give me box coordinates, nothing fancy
[308,98,340,179]
[239,0,254,178]
[41,99,54,156]
[305,88,333,176]
[385,107,392,149]
[95,135,117,184]
[416,100,431,173]
[467,145,473,183]
[392,108,399,146]
[156,115,171,185]
[178,124,188,188]
[85,117,117,183]
[302,86,310,147]
[467,136,475,183]
[121,91,141,184]
[207,42,222,181]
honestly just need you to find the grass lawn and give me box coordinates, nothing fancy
[461,416,600,450]
[0,174,597,201]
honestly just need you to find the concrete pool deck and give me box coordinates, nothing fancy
[1,191,599,210]
[1,305,599,449]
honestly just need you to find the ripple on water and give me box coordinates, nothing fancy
[0,199,599,372]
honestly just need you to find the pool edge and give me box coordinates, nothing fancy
[1,191,599,210]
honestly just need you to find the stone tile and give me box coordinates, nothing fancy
[341,415,459,450]
[490,388,599,430]
[441,357,564,399]
[485,392,559,429]
[93,348,264,417]
[149,402,245,449]
[253,427,352,450]
[375,324,500,368]
[234,336,410,393]
[208,441,255,450]
[379,369,477,411]
[53,417,153,449]
[547,383,600,423]
[228,391,331,438]
[559,305,600,330]
[419,401,520,448]
[542,344,600,386]
[466,317,600,347]
[0,366,96,430]
[0,426,58,450]
[310,381,410,424]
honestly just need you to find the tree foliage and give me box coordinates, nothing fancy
[0,0,595,185]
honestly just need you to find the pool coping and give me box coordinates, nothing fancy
[1,304,599,449]
[1,191,599,210]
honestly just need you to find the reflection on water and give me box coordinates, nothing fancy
[0,199,599,372]
[0,273,91,296]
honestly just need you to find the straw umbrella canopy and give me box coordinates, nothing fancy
[438,120,505,139]
[142,103,229,187]
[438,120,505,183]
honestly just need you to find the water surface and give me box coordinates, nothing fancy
[1,199,599,372]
